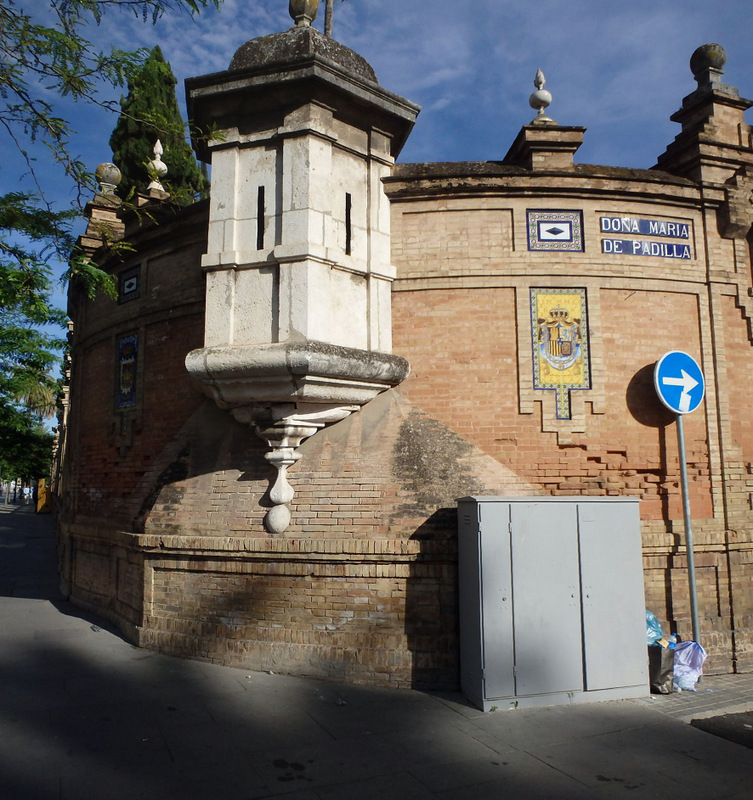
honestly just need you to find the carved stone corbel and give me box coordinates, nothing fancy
[186,342,409,533]
[232,403,357,533]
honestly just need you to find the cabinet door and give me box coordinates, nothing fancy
[479,502,514,699]
[579,502,647,690]
[510,503,583,696]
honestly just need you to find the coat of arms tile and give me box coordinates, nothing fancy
[116,333,139,410]
[531,288,591,419]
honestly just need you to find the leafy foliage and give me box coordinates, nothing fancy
[0,403,55,484]
[0,311,61,482]
[110,45,208,202]
[0,0,219,483]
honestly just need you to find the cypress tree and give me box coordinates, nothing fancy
[109,45,208,203]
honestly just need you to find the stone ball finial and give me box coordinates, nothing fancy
[529,68,554,124]
[690,43,726,77]
[95,162,121,196]
[289,0,318,27]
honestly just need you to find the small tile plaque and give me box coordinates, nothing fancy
[118,266,140,303]
[527,210,584,252]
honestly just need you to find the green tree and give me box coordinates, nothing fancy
[0,317,61,412]
[109,44,209,203]
[0,313,60,486]
[0,404,55,486]
[0,1,218,468]
[0,188,70,482]
[1,0,218,299]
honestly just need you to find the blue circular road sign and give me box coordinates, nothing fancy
[654,351,705,415]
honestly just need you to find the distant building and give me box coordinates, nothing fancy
[57,8,753,689]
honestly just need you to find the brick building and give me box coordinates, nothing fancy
[57,13,753,689]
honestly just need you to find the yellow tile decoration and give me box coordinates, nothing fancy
[531,288,591,419]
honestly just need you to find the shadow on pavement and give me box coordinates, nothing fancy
[3,504,753,799]
[692,712,753,751]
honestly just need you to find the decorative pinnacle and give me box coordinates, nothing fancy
[146,139,167,191]
[689,43,727,92]
[95,162,121,196]
[289,0,318,28]
[529,68,555,124]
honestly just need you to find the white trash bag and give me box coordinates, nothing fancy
[672,641,707,691]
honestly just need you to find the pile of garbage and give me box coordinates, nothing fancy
[646,610,706,693]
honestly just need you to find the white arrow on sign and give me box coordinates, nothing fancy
[662,369,699,413]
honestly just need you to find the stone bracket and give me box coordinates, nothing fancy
[233,403,357,533]
[186,341,408,533]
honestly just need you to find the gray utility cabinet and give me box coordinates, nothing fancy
[458,497,648,711]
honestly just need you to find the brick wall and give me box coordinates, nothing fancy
[386,170,753,671]
[391,284,712,523]
[59,167,753,686]
[66,390,534,688]
[62,204,207,528]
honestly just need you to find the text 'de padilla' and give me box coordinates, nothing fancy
[601,239,692,259]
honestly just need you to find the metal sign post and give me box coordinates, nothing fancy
[674,413,700,645]
[654,351,705,645]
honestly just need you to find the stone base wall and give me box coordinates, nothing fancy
[139,548,455,688]
[60,391,534,689]
[62,528,459,688]
[62,522,753,686]
[59,525,144,638]
[59,383,753,683]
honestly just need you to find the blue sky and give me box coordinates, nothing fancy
[11,0,753,277]
[79,0,753,168]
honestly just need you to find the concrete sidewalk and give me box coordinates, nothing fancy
[2,505,753,800]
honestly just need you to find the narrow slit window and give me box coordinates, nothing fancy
[256,186,265,250]
[345,192,352,256]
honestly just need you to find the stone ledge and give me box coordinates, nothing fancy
[63,523,427,560]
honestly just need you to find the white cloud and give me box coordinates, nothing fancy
[9,0,753,193]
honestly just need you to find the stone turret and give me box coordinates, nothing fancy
[184,1,420,531]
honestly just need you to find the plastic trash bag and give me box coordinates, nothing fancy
[673,641,707,691]
[646,610,663,646]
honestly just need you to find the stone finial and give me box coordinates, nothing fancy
[78,162,125,255]
[146,139,168,191]
[690,43,727,92]
[289,0,318,27]
[529,69,555,124]
[95,162,121,196]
